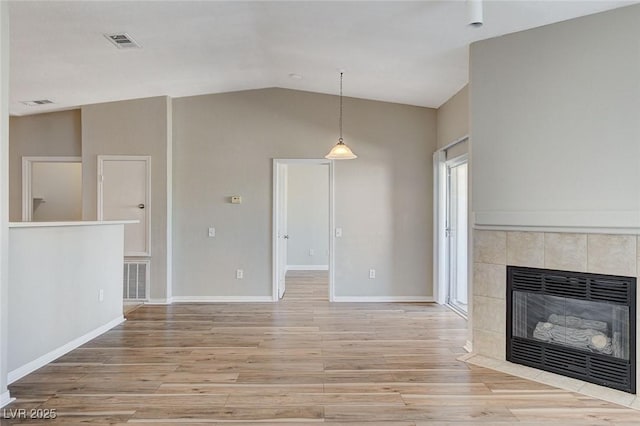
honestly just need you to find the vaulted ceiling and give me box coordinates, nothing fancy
[9,1,636,115]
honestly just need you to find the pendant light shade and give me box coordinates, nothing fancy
[326,138,357,160]
[326,72,357,160]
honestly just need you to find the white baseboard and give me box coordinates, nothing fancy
[0,391,14,408]
[8,316,125,384]
[146,298,173,305]
[286,265,329,271]
[464,340,473,353]
[333,296,435,303]
[171,296,273,303]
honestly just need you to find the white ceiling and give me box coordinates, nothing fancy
[8,0,637,116]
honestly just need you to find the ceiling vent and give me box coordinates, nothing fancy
[104,33,140,49]
[21,99,53,106]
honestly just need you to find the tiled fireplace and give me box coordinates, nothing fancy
[471,230,640,404]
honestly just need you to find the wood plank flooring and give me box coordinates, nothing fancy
[4,271,640,424]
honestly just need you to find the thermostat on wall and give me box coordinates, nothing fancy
[231,196,242,204]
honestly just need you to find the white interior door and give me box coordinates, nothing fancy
[276,163,288,299]
[98,156,150,256]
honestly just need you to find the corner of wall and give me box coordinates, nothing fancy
[436,84,469,150]
[80,97,170,301]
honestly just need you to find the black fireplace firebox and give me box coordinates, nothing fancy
[507,266,636,393]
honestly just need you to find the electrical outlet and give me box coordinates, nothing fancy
[236,269,244,279]
[208,227,215,237]
[99,289,104,301]
[309,248,315,256]
[369,269,376,279]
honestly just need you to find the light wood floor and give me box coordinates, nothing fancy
[5,271,640,424]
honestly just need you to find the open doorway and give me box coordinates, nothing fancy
[22,156,82,222]
[272,159,334,302]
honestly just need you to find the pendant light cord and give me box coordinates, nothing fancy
[339,72,343,142]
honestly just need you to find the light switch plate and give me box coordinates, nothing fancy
[208,227,215,237]
[335,228,343,238]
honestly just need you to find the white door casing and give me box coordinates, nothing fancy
[434,136,469,307]
[98,155,151,257]
[446,156,468,314]
[433,150,447,305]
[277,163,288,299]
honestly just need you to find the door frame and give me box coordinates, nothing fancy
[22,156,82,221]
[444,153,468,314]
[272,158,335,302]
[433,136,469,306]
[276,162,289,299]
[97,155,151,256]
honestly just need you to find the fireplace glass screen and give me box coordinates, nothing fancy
[512,292,630,360]
[507,266,636,393]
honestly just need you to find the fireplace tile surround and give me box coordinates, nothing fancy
[469,230,640,407]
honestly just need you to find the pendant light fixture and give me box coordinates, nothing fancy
[325,72,357,160]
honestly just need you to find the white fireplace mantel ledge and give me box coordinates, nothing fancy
[473,210,640,235]
[474,224,640,235]
[459,353,640,410]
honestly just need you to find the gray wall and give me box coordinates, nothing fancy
[436,84,468,149]
[287,164,329,268]
[81,97,170,300]
[172,88,437,298]
[8,110,81,221]
[470,5,640,228]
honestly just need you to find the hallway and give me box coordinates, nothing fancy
[282,270,329,302]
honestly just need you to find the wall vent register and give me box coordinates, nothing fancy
[21,99,53,106]
[123,261,148,301]
[507,266,636,393]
